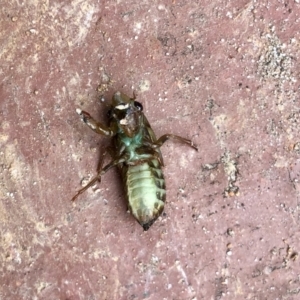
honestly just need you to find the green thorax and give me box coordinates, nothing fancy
[116,124,151,162]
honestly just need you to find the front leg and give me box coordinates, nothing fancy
[76,109,117,136]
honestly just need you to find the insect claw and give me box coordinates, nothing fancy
[191,142,198,151]
[71,193,79,202]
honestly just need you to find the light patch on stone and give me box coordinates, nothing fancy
[133,22,142,34]
[0,134,9,143]
[138,79,151,92]
[76,108,82,115]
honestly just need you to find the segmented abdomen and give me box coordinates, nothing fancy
[124,159,166,230]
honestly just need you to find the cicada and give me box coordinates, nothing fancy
[72,92,197,230]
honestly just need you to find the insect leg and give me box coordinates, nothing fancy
[71,174,102,202]
[96,146,115,182]
[155,134,198,150]
[76,109,117,136]
[71,154,127,202]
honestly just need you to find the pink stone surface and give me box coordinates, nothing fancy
[1,1,300,299]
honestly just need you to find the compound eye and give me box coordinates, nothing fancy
[134,101,143,111]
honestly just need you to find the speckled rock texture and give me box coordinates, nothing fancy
[1,1,300,299]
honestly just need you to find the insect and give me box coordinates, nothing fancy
[72,91,197,230]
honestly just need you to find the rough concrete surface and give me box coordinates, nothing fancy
[1,1,300,299]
